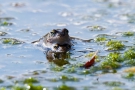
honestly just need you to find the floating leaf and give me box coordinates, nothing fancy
[83,50,98,69]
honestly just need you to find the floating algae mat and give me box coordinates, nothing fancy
[0,0,135,90]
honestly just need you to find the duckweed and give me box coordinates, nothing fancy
[0,87,6,90]
[1,21,13,26]
[111,87,123,90]
[23,77,39,84]
[32,71,39,75]
[25,84,44,90]
[80,69,91,75]
[87,25,105,31]
[125,59,135,66]
[55,84,75,90]
[1,38,23,45]
[49,75,79,82]
[106,40,125,50]
[101,60,120,69]
[12,86,26,90]
[100,52,123,69]
[122,31,134,36]
[51,65,64,71]
[124,49,135,59]
[103,81,125,86]
[122,72,135,79]
[12,84,44,90]
[67,66,76,73]
[95,36,107,42]
[59,75,79,82]
[105,52,123,62]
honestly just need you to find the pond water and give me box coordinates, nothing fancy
[0,0,135,90]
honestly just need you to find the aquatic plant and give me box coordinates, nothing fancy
[23,77,39,84]
[54,84,75,90]
[122,72,135,79]
[100,60,120,69]
[106,40,125,50]
[106,52,123,62]
[122,31,134,36]
[87,25,105,31]
[1,38,24,45]
[95,36,107,42]
[12,84,44,90]
[124,49,135,59]
[51,65,64,71]
[0,21,13,26]
[100,52,123,69]
[103,81,125,87]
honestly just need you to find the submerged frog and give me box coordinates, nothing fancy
[32,28,92,66]
[43,28,71,52]
[33,28,91,52]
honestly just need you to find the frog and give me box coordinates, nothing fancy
[32,28,91,52]
[32,28,92,66]
[42,28,71,52]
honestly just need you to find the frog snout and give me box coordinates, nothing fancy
[58,32,65,37]
[58,28,68,37]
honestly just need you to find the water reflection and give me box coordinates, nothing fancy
[44,50,70,66]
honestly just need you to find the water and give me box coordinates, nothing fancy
[0,0,135,89]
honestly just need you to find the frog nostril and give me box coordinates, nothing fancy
[58,32,65,37]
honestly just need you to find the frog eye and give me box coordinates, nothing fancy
[63,28,69,33]
[50,29,57,36]
[54,44,59,49]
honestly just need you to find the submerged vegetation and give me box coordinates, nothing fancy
[0,38,24,45]
[1,0,135,90]
[122,31,134,37]
[87,25,105,31]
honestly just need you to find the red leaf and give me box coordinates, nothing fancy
[84,50,98,69]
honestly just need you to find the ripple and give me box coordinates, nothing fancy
[56,23,67,27]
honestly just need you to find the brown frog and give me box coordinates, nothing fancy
[32,28,92,66]
[32,28,91,52]
[42,28,72,52]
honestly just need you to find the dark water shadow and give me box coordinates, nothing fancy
[44,50,70,66]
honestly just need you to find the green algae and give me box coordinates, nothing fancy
[106,40,125,50]
[122,31,134,36]
[0,21,13,26]
[103,81,125,87]
[87,25,105,31]
[124,48,135,59]
[12,84,44,90]
[95,36,107,42]
[0,38,24,45]
[100,52,123,70]
[54,84,76,90]
[23,77,39,84]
